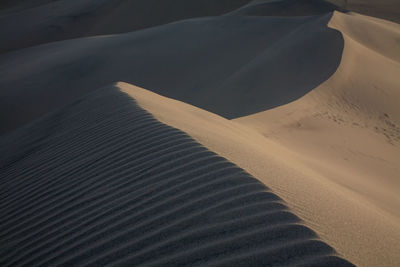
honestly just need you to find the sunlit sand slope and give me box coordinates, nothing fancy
[0,86,353,266]
[235,11,400,267]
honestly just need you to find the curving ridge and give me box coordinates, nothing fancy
[0,0,252,53]
[229,0,343,16]
[0,13,343,134]
[0,86,353,266]
[234,11,400,267]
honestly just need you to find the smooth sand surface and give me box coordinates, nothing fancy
[0,86,352,266]
[235,11,400,266]
[0,13,343,134]
[247,0,400,22]
[0,0,251,53]
[326,0,400,23]
[230,0,343,16]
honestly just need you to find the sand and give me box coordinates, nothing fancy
[235,11,400,266]
[230,0,343,16]
[0,0,399,266]
[0,13,343,134]
[0,0,251,53]
[0,86,352,266]
[327,0,400,23]
[120,72,400,267]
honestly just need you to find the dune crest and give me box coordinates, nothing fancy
[229,0,343,16]
[0,13,343,134]
[327,0,400,23]
[0,85,353,266]
[235,11,400,267]
[0,0,252,53]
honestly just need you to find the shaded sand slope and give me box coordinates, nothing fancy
[326,0,400,23]
[0,13,343,134]
[119,82,400,267]
[229,0,343,16]
[235,12,400,267]
[0,0,251,53]
[246,0,400,23]
[0,85,353,266]
[0,0,54,12]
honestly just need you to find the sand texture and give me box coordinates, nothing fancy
[235,11,400,267]
[0,86,353,266]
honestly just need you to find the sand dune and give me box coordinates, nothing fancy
[246,0,400,23]
[235,11,400,266]
[1,0,398,266]
[0,13,343,134]
[230,0,343,16]
[327,0,400,23]
[0,0,54,12]
[115,78,400,267]
[0,85,352,266]
[0,0,251,53]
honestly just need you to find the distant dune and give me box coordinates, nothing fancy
[0,0,251,53]
[0,13,343,134]
[230,0,343,16]
[246,0,400,23]
[327,0,400,23]
[0,85,352,266]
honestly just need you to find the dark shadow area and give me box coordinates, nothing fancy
[0,0,55,11]
[0,86,354,266]
[0,13,343,134]
[0,0,252,53]
[229,0,345,16]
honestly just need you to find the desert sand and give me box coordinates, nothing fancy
[234,11,400,266]
[0,0,251,53]
[0,12,343,133]
[326,0,400,23]
[1,0,399,266]
[0,85,353,266]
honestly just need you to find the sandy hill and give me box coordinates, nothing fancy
[122,71,400,267]
[230,0,343,16]
[235,11,400,266]
[0,0,53,11]
[0,0,252,53]
[0,84,353,266]
[326,0,400,23]
[246,0,400,23]
[0,13,343,134]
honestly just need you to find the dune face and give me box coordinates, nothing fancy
[230,0,343,16]
[0,86,353,266]
[0,0,54,11]
[235,11,400,267]
[119,79,400,267]
[236,11,400,216]
[326,0,400,23]
[0,13,343,134]
[0,0,252,53]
